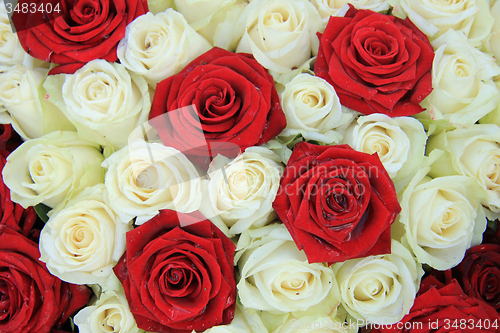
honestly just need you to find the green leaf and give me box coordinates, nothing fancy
[34,203,51,223]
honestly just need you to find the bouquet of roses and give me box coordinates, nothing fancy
[0,0,500,332]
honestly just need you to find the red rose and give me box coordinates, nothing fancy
[453,244,500,312]
[314,5,434,117]
[0,225,91,333]
[149,47,286,168]
[13,0,148,74]
[113,210,237,333]
[371,276,500,332]
[272,142,400,264]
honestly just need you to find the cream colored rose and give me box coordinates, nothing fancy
[199,147,283,236]
[390,0,494,47]
[394,151,487,270]
[74,274,142,333]
[311,0,389,26]
[343,114,427,180]
[418,29,500,127]
[44,60,150,149]
[0,64,45,139]
[235,224,340,314]
[279,74,353,145]
[102,139,202,225]
[273,314,349,333]
[427,124,500,214]
[0,1,28,70]
[175,0,247,50]
[117,10,211,85]
[2,131,104,208]
[0,63,73,139]
[333,240,423,325]
[39,185,130,285]
[235,0,323,73]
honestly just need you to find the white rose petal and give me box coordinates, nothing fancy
[311,0,389,27]
[390,0,494,47]
[235,224,340,314]
[2,131,105,208]
[175,0,247,50]
[418,29,500,127]
[395,151,487,270]
[74,274,142,333]
[279,73,353,145]
[427,124,500,214]
[102,139,202,224]
[117,10,212,86]
[44,60,150,149]
[235,0,323,73]
[343,114,427,180]
[333,240,423,325]
[199,147,283,236]
[39,185,130,285]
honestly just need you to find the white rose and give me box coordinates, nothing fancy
[175,0,247,50]
[39,184,130,284]
[199,147,283,236]
[418,29,500,127]
[390,0,494,47]
[44,60,150,149]
[0,64,73,139]
[426,124,500,214]
[343,114,427,180]
[117,10,211,86]
[102,139,202,225]
[235,0,323,73]
[0,64,45,139]
[2,131,105,208]
[310,0,389,27]
[272,314,348,333]
[0,1,28,70]
[74,274,142,333]
[279,74,353,145]
[235,224,340,313]
[333,240,423,325]
[394,150,487,270]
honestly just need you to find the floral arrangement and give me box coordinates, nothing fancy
[0,0,500,332]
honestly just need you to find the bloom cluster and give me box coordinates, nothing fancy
[0,0,500,332]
